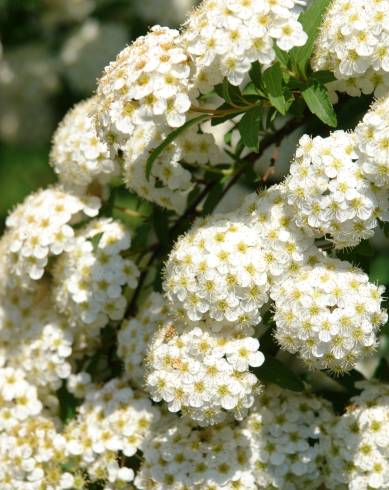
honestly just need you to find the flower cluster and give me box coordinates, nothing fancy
[313,0,389,98]
[322,381,389,490]
[53,219,139,334]
[285,131,389,248]
[118,292,168,387]
[272,257,387,372]
[164,212,271,326]
[0,415,74,490]
[355,94,389,188]
[3,187,100,286]
[242,385,333,489]
[135,414,255,489]
[65,378,159,487]
[146,320,264,425]
[182,0,307,89]
[50,97,120,193]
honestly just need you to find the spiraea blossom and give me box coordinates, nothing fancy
[0,415,75,490]
[122,123,222,212]
[285,131,389,248]
[135,414,256,489]
[96,25,192,149]
[0,367,42,430]
[322,381,389,490]
[146,320,264,425]
[53,218,139,333]
[355,94,389,188]
[4,187,100,287]
[50,97,120,193]
[65,378,159,487]
[313,0,389,98]
[272,257,387,373]
[182,0,308,90]
[164,212,271,326]
[243,385,333,489]
[118,292,168,387]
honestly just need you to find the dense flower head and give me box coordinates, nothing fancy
[238,185,318,280]
[135,414,256,489]
[322,381,389,490]
[0,367,42,430]
[164,212,271,326]
[96,25,192,149]
[122,123,222,213]
[65,378,159,487]
[50,96,120,193]
[118,292,168,387]
[0,415,74,490]
[0,289,73,392]
[242,385,333,489]
[272,257,387,373]
[53,218,139,335]
[285,131,389,248]
[182,0,308,90]
[313,0,389,98]
[4,187,100,287]
[355,94,389,188]
[146,320,264,426]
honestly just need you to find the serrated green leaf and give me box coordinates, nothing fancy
[262,62,290,115]
[290,0,332,75]
[215,78,246,106]
[302,83,337,127]
[254,358,304,392]
[238,106,262,151]
[146,115,208,179]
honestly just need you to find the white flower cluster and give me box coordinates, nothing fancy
[182,0,308,89]
[164,185,316,327]
[322,381,389,490]
[135,413,256,489]
[285,131,389,248]
[118,292,168,387]
[146,320,264,425]
[0,415,75,490]
[272,257,387,372]
[313,0,389,98]
[355,94,389,188]
[4,187,100,286]
[0,367,42,430]
[53,219,139,333]
[65,378,159,487]
[50,97,120,193]
[243,385,333,489]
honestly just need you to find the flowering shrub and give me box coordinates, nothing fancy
[1,0,389,488]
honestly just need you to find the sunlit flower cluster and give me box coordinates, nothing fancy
[313,0,389,98]
[285,131,389,248]
[272,257,387,373]
[322,381,389,490]
[182,0,307,89]
[243,385,333,489]
[146,320,264,425]
[65,378,159,487]
[355,94,389,188]
[50,97,120,193]
[53,219,139,334]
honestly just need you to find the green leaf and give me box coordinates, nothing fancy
[274,45,290,68]
[254,358,304,392]
[311,70,336,84]
[374,359,389,382]
[238,106,262,151]
[215,78,245,106]
[90,232,104,252]
[262,62,290,115]
[302,83,337,127]
[249,61,262,88]
[145,115,208,179]
[370,256,389,285]
[153,207,170,248]
[202,179,227,216]
[290,0,332,75]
